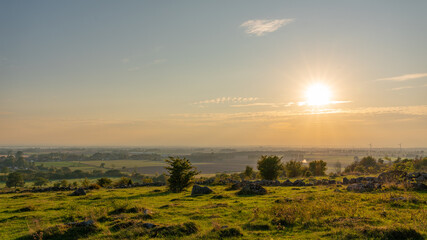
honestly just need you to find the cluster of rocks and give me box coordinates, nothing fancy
[191,185,213,196]
[237,183,267,195]
[114,182,165,189]
[69,188,86,196]
[407,172,427,182]
[346,182,382,193]
[342,176,380,185]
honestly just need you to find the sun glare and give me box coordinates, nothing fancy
[305,83,332,106]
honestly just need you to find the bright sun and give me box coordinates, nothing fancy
[305,83,332,106]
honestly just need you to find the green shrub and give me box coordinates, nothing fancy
[97,178,112,187]
[257,155,283,180]
[165,157,199,193]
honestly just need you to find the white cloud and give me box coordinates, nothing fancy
[194,97,258,105]
[376,73,427,82]
[240,19,294,36]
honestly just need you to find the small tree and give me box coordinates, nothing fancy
[6,172,25,188]
[81,177,90,188]
[97,177,112,187]
[243,166,254,180]
[334,161,342,173]
[284,160,303,178]
[308,160,327,176]
[165,157,198,193]
[33,177,49,187]
[115,177,133,186]
[60,179,69,187]
[257,155,283,180]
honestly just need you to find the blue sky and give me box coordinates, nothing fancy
[1,1,426,147]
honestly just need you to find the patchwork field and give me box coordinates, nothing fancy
[1,185,426,239]
[32,153,361,176]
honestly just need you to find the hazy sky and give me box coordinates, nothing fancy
[1,1,426,147]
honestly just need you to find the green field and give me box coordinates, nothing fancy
[34,161,101,172]
[0,184,425,239]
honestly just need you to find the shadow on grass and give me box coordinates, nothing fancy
[16,223,100,240]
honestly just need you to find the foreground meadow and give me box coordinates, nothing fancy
[0,185,426,239]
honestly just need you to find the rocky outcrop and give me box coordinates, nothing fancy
[69,188,86,196]
[191,185,213,196]
[347,183,381,193]
[237,183,267,195]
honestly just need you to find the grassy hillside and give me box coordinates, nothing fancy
[0,185,426,239]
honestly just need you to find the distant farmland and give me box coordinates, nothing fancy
[33,153,364,175]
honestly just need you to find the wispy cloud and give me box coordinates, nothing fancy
[194,97,258,105]
[240,19,294,36]
[376,73,427,82]
[231,102,295,108]
[297,100,352,106]
[172,105,427,125]
[390,84,427,91]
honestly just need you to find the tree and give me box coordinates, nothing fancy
[81,178,90,188]
[34,177,49,187]
[334,161,342,173]
[6,172,25,188]
[115,177,133,186]
[60,179,69,187]
[257,155,283,180]
[1,167,10,173]
[100,163,106,168]
[97,177,112,187]
[243,166,254,180]
[165,157,198,193]
[308,160,327,176]
[16,157,26,168]
[284,160,303,178]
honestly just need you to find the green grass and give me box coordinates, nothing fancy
[0,185,425,239]
[35,161,100,171]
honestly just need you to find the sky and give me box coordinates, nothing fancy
[1,1,426,147]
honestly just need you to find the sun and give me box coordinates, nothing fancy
[305,83,332,106]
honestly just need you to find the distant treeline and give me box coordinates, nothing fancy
[25,152,162,162]
[0,167,127,182]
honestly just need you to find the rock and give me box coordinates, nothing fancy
[191,185,213,196]
[142,223,157,229]
[281,179,293,186]
[237,183,267,195]
[415,175,425,182]
[407,172,421,179]
[347,183,381,193]
[342,177,349,185]
[411,183,427,191]
[67,219,94,227]
[293,180,306,186]
[390,197,405,201]
[69,188,86,196]
[227,182,242,190]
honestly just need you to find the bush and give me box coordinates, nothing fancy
[165,157,199,193]
[6,172,25,188]
[97,178,112,187]
[308,160,327,176]
[284,160,304,178]
[257,155,283,180]
[243,166,255,180]
[115,177,133,186]
[33,177,49,187]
